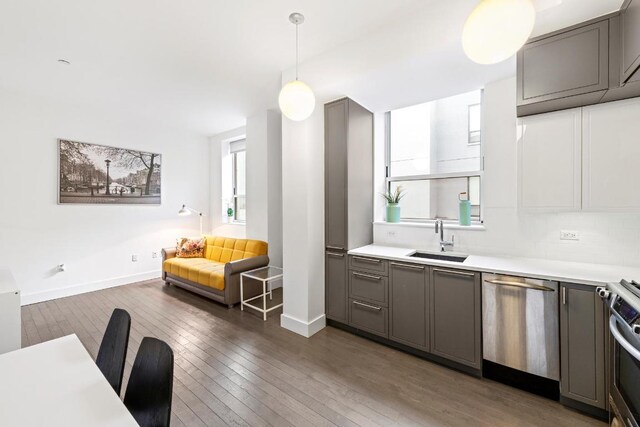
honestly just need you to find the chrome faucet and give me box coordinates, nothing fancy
[435,219,454,252]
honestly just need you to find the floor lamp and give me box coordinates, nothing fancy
[178,204,204,236]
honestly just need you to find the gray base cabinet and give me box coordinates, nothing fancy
[325,251,347,322]
[349,299,388,338]
[560,282,607,410]
[430,268,482,369]
[389,262,429,351]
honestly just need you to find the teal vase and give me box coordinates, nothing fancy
[386,203,400,223]
[459,200,471,226]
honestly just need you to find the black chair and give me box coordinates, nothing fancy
[124,337,174,427]
[96,308,131,395]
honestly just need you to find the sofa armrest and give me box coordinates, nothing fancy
[225,255,270,276]
[161,247,177,261]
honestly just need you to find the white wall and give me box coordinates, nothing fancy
[246,110,283,267]
[0,88,210,304]
[375,77,640,268]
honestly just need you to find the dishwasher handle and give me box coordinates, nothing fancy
[486,279,555,292]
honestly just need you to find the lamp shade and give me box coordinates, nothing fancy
[462,0,536,65]
[178,205,191,216]
[278,80,316,121]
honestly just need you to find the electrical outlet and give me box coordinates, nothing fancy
[560,230,579,241]
[387,231,396,237]
[131,254,138,262]
[152,252,158,259]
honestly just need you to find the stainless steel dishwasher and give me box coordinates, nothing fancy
[482,273,559,380]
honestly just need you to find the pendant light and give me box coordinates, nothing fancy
[279,12,316,121]
[462,0,536,65]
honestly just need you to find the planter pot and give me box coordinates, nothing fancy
[386,204,401,223]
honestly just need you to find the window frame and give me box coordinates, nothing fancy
[468,103,482,145]
[384,90,485,224]
[231,148,246,224]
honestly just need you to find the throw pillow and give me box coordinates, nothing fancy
[176,237,205,258]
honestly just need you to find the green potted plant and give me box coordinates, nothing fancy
[382,186,405,223]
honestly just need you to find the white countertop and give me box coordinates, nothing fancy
[0,334,138,427]
[349,245,640,286]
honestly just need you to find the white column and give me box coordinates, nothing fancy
[280,107,326,337]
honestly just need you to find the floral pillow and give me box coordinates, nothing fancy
[176,237,205,258]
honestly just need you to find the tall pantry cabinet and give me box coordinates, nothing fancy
[324,98,374,322]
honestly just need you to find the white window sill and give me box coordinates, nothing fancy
[373,221,485,231]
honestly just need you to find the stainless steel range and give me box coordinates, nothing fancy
[597,280,640,427]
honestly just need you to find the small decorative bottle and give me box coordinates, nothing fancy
[459,192,471,226]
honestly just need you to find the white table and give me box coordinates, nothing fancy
[0,334,138,427]
[240,266,283,321]
[0,270,20,354]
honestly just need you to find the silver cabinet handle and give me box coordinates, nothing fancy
[434,268,475,277]
[327,252,344,258]
[352,272,382,281]
[353,256,381,264]
[352,300,382,311]
[486,279,554,292]
[390,262,424,270]
[562,287,566,304]
[326,246,345,251]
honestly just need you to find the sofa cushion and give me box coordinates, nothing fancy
[163,257,225,290]
[204,237,268,263]
[175,237,205,258]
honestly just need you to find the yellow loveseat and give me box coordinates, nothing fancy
[162,236,269,307]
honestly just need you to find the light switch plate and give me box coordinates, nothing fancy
[560,230,579,241]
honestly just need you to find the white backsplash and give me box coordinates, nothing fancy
[373,78,640,269]
[374,209,640,267]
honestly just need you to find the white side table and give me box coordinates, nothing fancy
[0,270,20,355]
[240,266,283,321]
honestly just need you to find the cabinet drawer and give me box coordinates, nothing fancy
[349,299,388,338]
[349,270,388,306]
[349,255,388,275]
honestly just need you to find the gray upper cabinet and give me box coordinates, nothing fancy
[621,0,640,83]
[517,18,609,117]
[325,100,348,251]
[430,268,482,369]
[325,251,348,322]
[389,262,429,351]
[324,98,373,251]
[560,282,607,410]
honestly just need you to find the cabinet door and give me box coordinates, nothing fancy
[389,262,428,351]
[325,251,347,322]
[560,283,606,409]
[517,20,609,107]
[622,0,640,83]
[583,98,640,211]
[324,100,348,251]
[517,108,582,211]
[430,268,481,369]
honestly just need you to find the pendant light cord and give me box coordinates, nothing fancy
[295,22,299,81]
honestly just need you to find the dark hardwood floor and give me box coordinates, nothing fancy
[21,280,604,426]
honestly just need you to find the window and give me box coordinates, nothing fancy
[386,89,483,222]
[230,139,246,222]
[468,103,481,145]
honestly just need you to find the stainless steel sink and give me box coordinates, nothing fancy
[409,252,468,263]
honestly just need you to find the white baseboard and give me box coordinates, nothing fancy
[280,313,326,338]
[20,270,161,306]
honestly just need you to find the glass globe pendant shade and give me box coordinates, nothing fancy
[462,0,536,65]
[278,79,316,121]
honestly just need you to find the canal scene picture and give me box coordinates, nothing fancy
[58,139,161,204]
